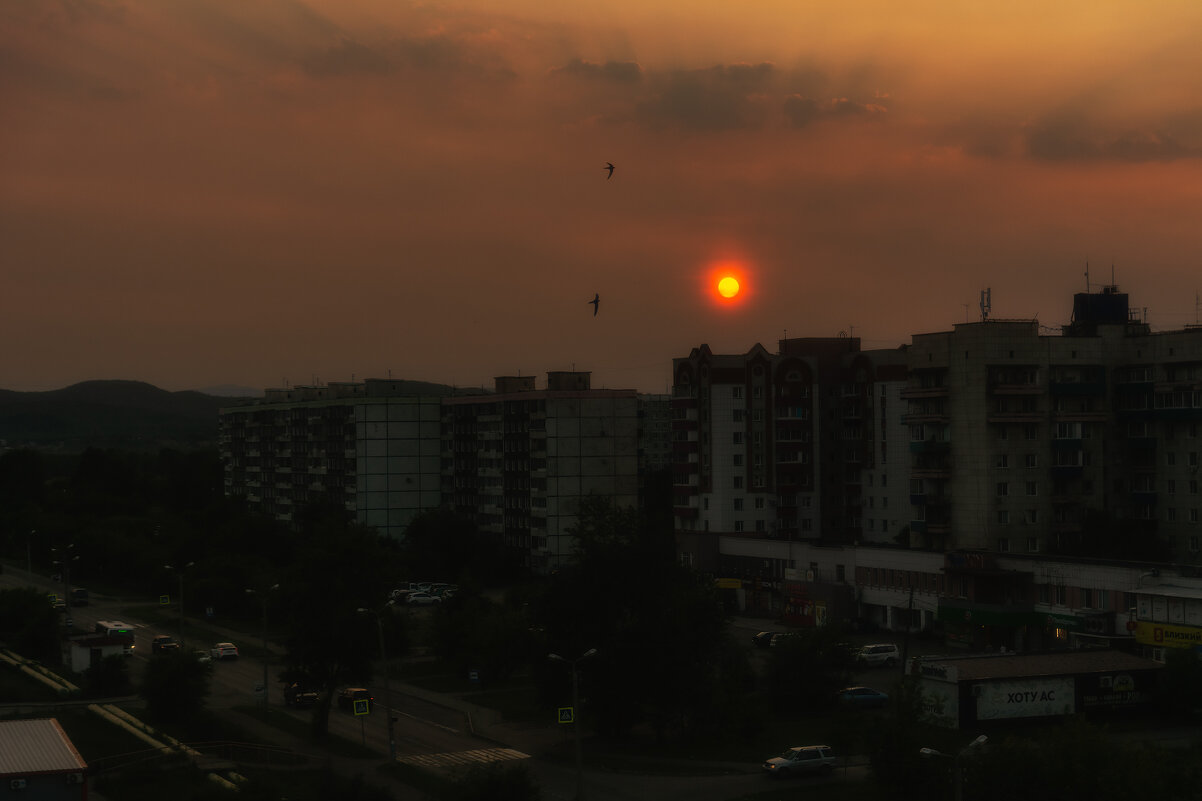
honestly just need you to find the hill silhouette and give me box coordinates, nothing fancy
[0,380,242,451]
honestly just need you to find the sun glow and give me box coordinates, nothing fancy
[718,275,740,298]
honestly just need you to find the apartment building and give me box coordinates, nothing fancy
[219,380,458,539]
[905,285,1202,560]
[441,372,641,571]
[672,338,908,575]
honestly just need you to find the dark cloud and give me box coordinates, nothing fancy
[303,39,390,77]
[637,62,776,131]
[550,58,642,83]
[782,94,887,128]
[1026,119,1202,162]
[302,34,516,81]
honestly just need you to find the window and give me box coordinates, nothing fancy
[1191,536,1200,553]
[836,564,846,582]
[733,476,743,489]
[997,426,1009,441]
[755,520,766,532]
[1168,452,1177,467]
[733,432,744,444]
[755,496,765,509]
[733,454,743,466]
[997,538,1010,553]
[996,454,1009,469]
[1025,424,1038,440]
[997,510,1010,524]
[1169,480,1177,495]
[753,387,762,399]
[752,410,762,422]
[881,520,889,532]
[997,482,1010,497]
[1192,452,1200,468]
[732,386,743,399]
[1191,509,1199,524]
[880,475,888,487]
[733,498,744,511]
[1025,453,1038,468]
[703,498,709,510]
[1168,508,1177,522]
[1026,481,1038,496]
[734,520,744,532]
[1024,509,1038,525]
[1027,537,1040,553]
[732,409,744,422]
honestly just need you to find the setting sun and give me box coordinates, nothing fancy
[718,276,740,298]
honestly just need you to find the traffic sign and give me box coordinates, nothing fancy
[558,707,574,724]
[353,698,371,716]
[159,594,170,606]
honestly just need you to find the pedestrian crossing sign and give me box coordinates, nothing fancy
[558,707,574,724]
[159,595,170,606]
[354,699,371,716]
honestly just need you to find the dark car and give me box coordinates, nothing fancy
[71,588,90,607]
[752,631,780,649]
[151,635,180,654]
[337,687,374,712]
[837,686,890,709]
[283,682,320,708]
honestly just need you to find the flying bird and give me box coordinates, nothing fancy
[589,293,599,316]
[604,162,614,179]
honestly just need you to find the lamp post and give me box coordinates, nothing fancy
[357,603,397,761]
[247,584,279,710]
[164,562,194,647]
[920,735,987,801]
[548,648,597,801]
[26,529,36,576]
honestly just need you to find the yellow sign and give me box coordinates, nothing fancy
[159,595,171,606]
[558,707,575,724]
[715,578,742,589]
[1132,620,1202,649]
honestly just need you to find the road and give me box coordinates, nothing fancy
[5,569,877,800]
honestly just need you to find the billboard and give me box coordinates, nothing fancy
[975,677,1075,721]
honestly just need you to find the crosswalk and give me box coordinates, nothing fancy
[396,747,530,769]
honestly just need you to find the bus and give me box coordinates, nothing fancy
[94,620,136,656]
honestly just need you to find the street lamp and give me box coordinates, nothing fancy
[548,648,597,801]
[920,735,987,801]
[164,562,194,647]
[247,584,279,710]
[26,529,37,576]
[357,603,398,761]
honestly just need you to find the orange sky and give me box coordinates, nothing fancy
[4,1,1202,393]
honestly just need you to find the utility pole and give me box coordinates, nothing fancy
[549,648,598,801]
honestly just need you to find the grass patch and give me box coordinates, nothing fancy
[0,663,63,702]
[379,759,453,797]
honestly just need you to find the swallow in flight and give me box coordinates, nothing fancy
[604,162,614,179]
[589,293,599,316]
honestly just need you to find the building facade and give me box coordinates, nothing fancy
[672,338,908,577]
[905,286,1202,561]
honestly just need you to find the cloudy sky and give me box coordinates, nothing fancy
[5,1,1202,394]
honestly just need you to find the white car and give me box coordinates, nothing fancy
[762,745,836,778]
[193,650,213,664]
[210,642,239,660]
[406,592,442,606]
[856,643,900,667]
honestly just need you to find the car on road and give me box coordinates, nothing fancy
[837,686,890,709]
[337,687,373,712]
[210,642,239,660]
[193,650,213,664]
[151,635,181,654]
[762,745,836,778]
[751,631,779,648]
[855,643,900,667]
[71,588,89,606]
[406,592,442,606]
[283,682,320,708]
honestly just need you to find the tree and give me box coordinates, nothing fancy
[1156,648,1202,720]
[85,654,132,698]
[445,762,541,801]
[139,650,212,723]
[535,496,740,742]
[276,514,401,740]
[762,627,853,716]
[399,509,511,585]
[0,587,60,662]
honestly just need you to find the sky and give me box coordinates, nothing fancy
[4,1,1202,395]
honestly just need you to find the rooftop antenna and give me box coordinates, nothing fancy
[963,303,970,322]
[388,369,392,380]
[1195,291,1200,325]
[1084,260,1090,292]
[980,287,992,321]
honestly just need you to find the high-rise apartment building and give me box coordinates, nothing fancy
[905,286,1202,560]
[672,339,908,572]
[441,372,640,571]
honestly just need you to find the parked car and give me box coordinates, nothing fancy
[337,687,374,712]
[751,631,779,648]
[283,682,320,708]
[70,588,90,606]
[210,642,239,660]
[762,745,836,778]
[390,588,413,602]
[193,649,213,664]
[151,635,180,654]
[406,592,442,606]
[856,643,900,667]
[837,686,890,708]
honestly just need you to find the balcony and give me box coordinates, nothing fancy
[1050,381,1106,396]
[901,385,948,399]
[989,382,1041,395]
[909,439,950,454]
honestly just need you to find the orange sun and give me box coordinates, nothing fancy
[718,275,740,298]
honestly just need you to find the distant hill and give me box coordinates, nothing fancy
[194,384,262,398]
[0,380,243,452]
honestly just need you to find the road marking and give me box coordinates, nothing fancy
[395,747,529,768]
